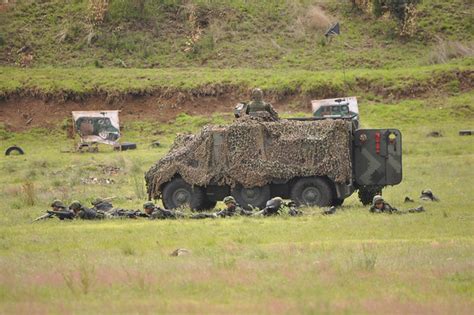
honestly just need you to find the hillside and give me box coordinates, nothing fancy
[0,0,472,69]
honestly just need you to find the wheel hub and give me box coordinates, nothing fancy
[173,188,191,205]
[302,187,321,204]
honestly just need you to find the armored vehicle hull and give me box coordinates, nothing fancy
[145,117,402,209]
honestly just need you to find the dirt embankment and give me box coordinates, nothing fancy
[0,92,310,132]
[0,68,472,131]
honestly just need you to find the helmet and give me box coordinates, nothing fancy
[251,88,263,102]
[143,201,155,209]
[223,196,236,205]
[51,200,66,209]
[266,197,283,209]
[421,189,433,196]
[69,201,82,210]
[372,195,384,205]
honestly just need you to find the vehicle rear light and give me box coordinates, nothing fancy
[375,132,381,154]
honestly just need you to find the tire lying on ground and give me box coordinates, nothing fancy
[5,146,25,156]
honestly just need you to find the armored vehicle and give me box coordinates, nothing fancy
[145,116,402,210]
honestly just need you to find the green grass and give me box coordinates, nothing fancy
[1,60,472,98]
[0,92,473,313]
[0,0,472,69]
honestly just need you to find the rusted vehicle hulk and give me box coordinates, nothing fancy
[145,116,402,209]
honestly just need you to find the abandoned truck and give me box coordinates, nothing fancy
[145,116,402,210]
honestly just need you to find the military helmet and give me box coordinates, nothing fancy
[143,201,155,209]
[266,197,283,209]
[69,201,82,210]
[372,195,384,205]
[223,196,236,205]
[51,200,66,209]
[251,88,263,101]
[421,189,433,196]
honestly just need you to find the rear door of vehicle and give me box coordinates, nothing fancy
[353,129,402,186]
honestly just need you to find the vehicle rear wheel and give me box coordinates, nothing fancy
[162,178,206,210]
[232,184,270,210]
[290,177,333,207]
[358,185,382,206]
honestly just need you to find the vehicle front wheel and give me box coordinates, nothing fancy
[290,177,333,207]
[162,177,206,210]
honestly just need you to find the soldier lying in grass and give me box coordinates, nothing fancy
[191,196,253,219]
[370,195,425,214]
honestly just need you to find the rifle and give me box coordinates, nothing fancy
[32,210,74,222]
[32,212,54,222]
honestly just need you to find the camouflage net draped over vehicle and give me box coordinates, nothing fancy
[146,118,352,199]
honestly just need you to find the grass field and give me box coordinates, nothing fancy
[0,92,473,314]
[1,60,472,99]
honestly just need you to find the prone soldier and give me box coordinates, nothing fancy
[33,200,74,222]
[191,196,252,219]
[69,201,106,220]
[369,195,425,214]
[143,201,185,219]
[253,197,301,216]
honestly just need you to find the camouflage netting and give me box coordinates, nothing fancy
[145,117,352,199]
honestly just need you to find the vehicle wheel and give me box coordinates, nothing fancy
[290,177,333,207]
[232,184,270,210]
[5,146,25,156]
[162,178,206,210]
[332,198,344,207]
[358,186,382,206]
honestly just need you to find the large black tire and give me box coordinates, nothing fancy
[232,184,270,210]
[5,146,25,156]
[162,178,206,210]
[290,177,333,207]
[358,186,383,206]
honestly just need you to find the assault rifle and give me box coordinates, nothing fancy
[32,210,75,222]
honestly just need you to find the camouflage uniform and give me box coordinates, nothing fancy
[254,197,285,216]
[369,195,425,214]
[49,200,75,220]
[191,196,251,219]
[245,88,279,120]
[91,198,114,212]
[369,195,398,213]
[143,202,185,219]
[420,189,439,201]
[69,201,105,220]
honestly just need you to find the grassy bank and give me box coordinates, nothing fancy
[0,93,473,313]
[1,0,472,69]
[1,61,472,99]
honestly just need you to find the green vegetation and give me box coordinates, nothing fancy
[0,93,473,313]
[1,60,472,98]
[0,0,472,69]
[0,0,473,313]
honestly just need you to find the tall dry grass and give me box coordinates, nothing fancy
[429,37,474,64]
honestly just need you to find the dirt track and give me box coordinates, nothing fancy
[0,94,309,131]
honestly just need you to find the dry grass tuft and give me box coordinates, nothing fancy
[303,5,334,31]
[429,37,474,64]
